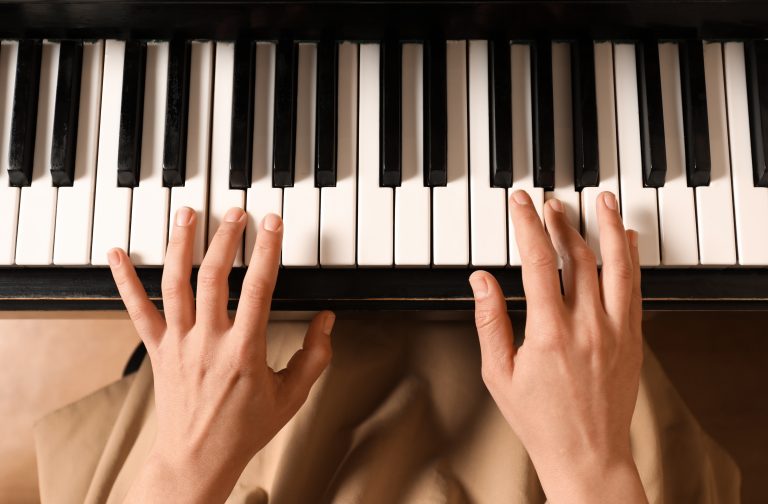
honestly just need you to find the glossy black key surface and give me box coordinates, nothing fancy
[636,40,667,187]
[571,40,599,189]
[272,40,298,188]
[229,40,255,189]
[679,40,711,187]
[315,40,338,187]
[162,39,191,187]
[745,40,768,188]
[8,40,42,187]
[489,39,512,188]
[380,40,401,187]
[50,41,83,187]
[532,40,555,189]
[117,40,146,188]
[424,40,447,187]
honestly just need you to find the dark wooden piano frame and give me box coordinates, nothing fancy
[2,0,768,311]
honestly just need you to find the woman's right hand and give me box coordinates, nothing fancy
[469,191,647,503]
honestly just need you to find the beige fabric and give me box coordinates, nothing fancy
[34,319,740,503]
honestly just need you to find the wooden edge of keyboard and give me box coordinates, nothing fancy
[1,267,768,310]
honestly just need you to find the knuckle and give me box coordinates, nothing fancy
[240,279,272,307]
[569,244,597,266]
[474,308,502,332]
[197,267,225,290]
[526,247,557,269]
[161,281,186,302]
[168,228,189,248]
[114,273,132,289]
[125,301,149,323]
[609,259,634,282]
[215,223,241,241]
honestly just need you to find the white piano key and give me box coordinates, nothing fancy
[91,40,132,265]
[0,41,20,265]
[54,41,104,265]
[15,41,59,265]
[357,43,394,266]
[209,42,245,266]
[657,42,699,266]
[395,43,431,266]
[508,43,544,266]
[168,41,213,266]
[282,43,320,267]
[433,40,469,266]
[613,43,660,266]
[697,42,737,265]
[724,42,768,265]
[546,42,580,231]
[245,42,283,266]
[129,42,170,266]
[319,42,357,267]
[581,42,620,263]
[469,40,507,266]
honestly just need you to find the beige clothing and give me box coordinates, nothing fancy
[34,319,740,503]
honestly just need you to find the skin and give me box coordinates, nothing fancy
[469,190,647,503]
[109,207,334,503]
[110,190,648,503]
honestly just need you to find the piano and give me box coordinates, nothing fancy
[2,0,768,310]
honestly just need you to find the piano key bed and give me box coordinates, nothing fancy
[2,1,768,310]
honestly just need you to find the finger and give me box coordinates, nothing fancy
[279,311,335,409]
[233,214,283,343]
[469,271,515,382]
[108,248,165,348]
[196,207,246,328]
[509,190,562,310]
[597,192,634,322]
[627,230,642,333]
[161,207,196,332]
[544,199,600,309]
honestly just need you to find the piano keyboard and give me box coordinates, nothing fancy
[2,38,768,269]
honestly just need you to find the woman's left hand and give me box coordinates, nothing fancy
[109,207,334,503]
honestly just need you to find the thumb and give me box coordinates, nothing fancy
[280,311,335,408]
[469,271,516,382]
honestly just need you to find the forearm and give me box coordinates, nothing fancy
[124,449,246,504]
[535,454,648,504]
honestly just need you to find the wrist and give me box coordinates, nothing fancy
[534,451,647,504]
[124,446,248,504]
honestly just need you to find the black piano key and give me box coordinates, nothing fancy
[532,40,555,189]
[8,40,42,187]
[745,40,768,188]
[229,40,255,190]
[424,40,447,187]
[50,41,83,187]
[380,40,401,187]
[489,39,512,188]
[571,40,599,189]
[679,40,711,187]
[117,40,147,188]
[162,39,191,188]
[272,40,298,188]
[315,40,338,187]
[636,40,667,187]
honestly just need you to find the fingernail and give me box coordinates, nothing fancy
[603,192,617,210]
[469,273,489,299]
[107,248,121,267]
[175,207,194,227]
[549,198,564,213]
[511,190,530,206]
[224,207,245,223]
[263,213,282,232]
[628,230,638,248]
[322,312,336,335]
